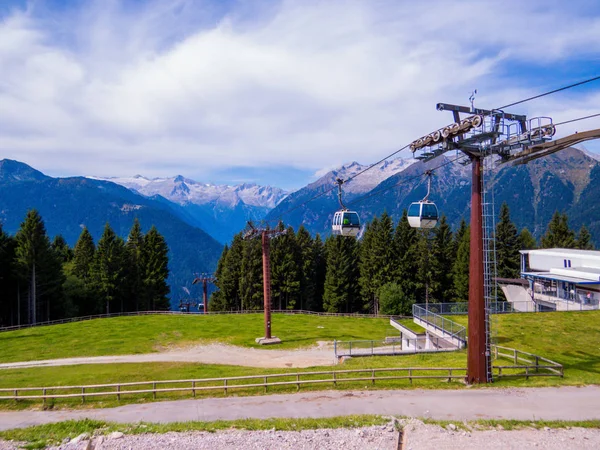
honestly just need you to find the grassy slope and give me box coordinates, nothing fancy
[0,314,416,362]
[448,311,600,387]
[0,311,599,410]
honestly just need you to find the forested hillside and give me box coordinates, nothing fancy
[0,211,170,326]
[209,206,593,314]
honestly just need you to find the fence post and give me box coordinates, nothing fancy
[117,385,121,401]
[224,379,228,396]
[333,372,337,387]
[264,377,268,393]
[296,374,300,391]
[514,348,518,364]
[535,356,539,373]
[192,381,196,398]
[43,388,46,406]
[14,389,18,403]
[153,382,156,400]
[448,369,452,383]
[372,369,375,385]
[409,369,413,384]
[81,387,85,404]
[525,366,529,380]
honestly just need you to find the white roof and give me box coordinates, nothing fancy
[520,248,600,261]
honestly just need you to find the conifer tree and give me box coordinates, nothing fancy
[73,227,95,282]
[415,229,437,304]
[125,219,144,311]
[295,226,315,311]
[0,224,18,326]
[219,234,244,310]
[271,225,300,310]
[452,225,470,302]
[52,235,73,264]
[391,210,418,307]
[577,225,594,250]
[92,223,126,314]
[519,228,537,250]
[369,212,394,313]
[541,211,576,248]
[323,235,359,313]
[209,244,229,311]
[430,215,455,301]
[358,217,378,313]
[141,226,170,310]
[239,236,263,310]
[14,210,64,323]
[495,203,520,278]
[310,234,326,311]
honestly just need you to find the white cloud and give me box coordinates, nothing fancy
[0,0,599,184]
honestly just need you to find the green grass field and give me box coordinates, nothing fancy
[0,314,411,362]
[0,311,599,410]
[446,311,600,387]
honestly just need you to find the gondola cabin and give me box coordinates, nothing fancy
[332,210,361,237]
[407,201,438,229]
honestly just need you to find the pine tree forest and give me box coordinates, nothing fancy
[0,211,171,326]
[209,205,589,314]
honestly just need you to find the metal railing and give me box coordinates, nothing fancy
[414,300,600,315]
[412,304,467,345]
[334,338,459,357]
[0,310,409,333]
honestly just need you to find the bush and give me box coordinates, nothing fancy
[378,282,415,316]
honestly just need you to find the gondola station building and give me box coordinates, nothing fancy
[501,248,600,311]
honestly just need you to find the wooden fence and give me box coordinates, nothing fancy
[0,347,563,404]
[0,367,467,404]
[492,345,564,378]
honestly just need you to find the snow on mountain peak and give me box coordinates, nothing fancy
[316,157,417,194]
[87,175,288,209]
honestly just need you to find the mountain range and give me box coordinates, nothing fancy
[267,147,600,244]
[2,146,599,310]
[89,175,288,243]
[0,160,223,307]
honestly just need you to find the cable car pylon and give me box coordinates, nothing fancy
[410,99,550,384]
[192,273,216,314]
[243,221,287,345]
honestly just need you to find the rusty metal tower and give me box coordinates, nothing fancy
[192,274,216,314]
[243,221,287,344]
[411,101,557,383]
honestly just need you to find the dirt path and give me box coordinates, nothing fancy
[1,386,599,431]
[0,343,337,370]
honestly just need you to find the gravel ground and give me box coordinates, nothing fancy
[2,420,600,449]
[0,342,337,370]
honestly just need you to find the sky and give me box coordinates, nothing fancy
[1,0,600,190]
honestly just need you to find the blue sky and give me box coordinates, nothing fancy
[1,0,599,189]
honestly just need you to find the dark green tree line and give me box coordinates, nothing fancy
[0,210,171,326]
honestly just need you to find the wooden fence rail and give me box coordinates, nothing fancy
[0,347,564,404]
[0,367,467,403]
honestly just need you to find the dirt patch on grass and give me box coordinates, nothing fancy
[0,343,337,370]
